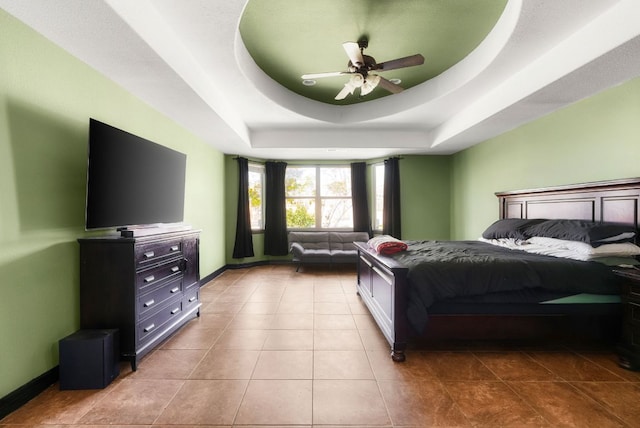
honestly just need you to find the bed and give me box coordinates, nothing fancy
[355,178,640,362]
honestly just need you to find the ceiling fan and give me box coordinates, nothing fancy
[301,39,424,100]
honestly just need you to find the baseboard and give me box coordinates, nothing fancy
[225,260,273,270]
[0,367,58,420]
[199,266,226,286]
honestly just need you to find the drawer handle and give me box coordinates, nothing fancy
[171,266,180,273]
[144,323,155,332]
[144,251,155,259]
[189,296,197,302]
[170,245,179,252]
[144,299,155,307]
[170,287,180,293]
[144,275,155,283]
[171,307,180,315]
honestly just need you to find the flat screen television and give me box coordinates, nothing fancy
[85,118,187,234]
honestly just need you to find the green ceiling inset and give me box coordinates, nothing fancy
[239,0,507,105]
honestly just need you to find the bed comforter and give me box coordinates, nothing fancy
[392,240,622,333]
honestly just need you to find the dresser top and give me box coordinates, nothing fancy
[78,228,200,244]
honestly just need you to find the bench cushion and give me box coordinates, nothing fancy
[289,232,329,249]
[329,232,369,251]
[330,249,358,262]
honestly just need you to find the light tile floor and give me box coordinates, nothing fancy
[3,264,640,427]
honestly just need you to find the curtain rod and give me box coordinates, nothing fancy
[233,156,403,165]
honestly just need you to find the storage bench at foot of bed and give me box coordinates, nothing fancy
[356,243,409,361]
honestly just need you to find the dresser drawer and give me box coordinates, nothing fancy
[628,284,640,300]
[138,277,183,319]
[622,323,640,349]
[183,287,199,312]
[634,324,640,348]
[135,238,183,266]
[137,297,183,344]
[137,260,184,292]
[625,301,640,326]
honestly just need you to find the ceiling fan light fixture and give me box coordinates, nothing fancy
[361,75,380,96]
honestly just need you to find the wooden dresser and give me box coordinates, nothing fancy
[78,229,200,370]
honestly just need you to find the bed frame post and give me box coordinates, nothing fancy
[391,349,406,362]
[391,264,409,362]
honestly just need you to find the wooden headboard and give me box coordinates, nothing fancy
[496,178,640,229]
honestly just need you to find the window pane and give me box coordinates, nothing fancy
[286,167,316,197]
[284,165,354,230]
[286,198,315,228]
[320,167,351,197]
[248,169,263,229]
[321,198,353,228]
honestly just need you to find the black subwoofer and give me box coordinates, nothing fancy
[58,329,119,390]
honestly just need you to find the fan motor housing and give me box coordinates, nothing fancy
[348,54,377,75]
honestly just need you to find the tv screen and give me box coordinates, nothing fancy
[85,119,187,231]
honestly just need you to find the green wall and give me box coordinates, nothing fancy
[0,10,226,397]
[399,155,451,240]
[451,77,640,240]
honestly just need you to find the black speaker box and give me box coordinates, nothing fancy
[59,329,120,390]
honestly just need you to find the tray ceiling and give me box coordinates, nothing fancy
[239,0,506,105]
[1,0,639,160]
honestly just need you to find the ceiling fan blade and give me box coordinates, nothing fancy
[375,54,424,71]
[301,71,350,79]
[334,74,363,100]
[342,41,365,67]
[377,76,404,94]
[334,86,353,100]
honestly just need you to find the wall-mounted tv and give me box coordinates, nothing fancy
[85,119,187,233]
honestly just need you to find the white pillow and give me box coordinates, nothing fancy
[478,237,526,249]
[526,236,640,260]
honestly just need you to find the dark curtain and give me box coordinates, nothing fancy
[264,161,289,256]
[383,157,402,239]
[350,162,372,238]
[232,157,254,258]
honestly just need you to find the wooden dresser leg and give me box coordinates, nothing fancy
[618,355,639,371]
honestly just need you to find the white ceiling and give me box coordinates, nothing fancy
[2,0,640,160]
